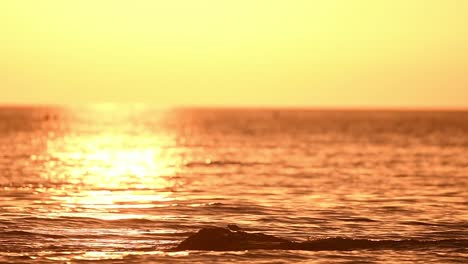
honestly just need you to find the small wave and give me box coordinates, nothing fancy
[184,160,268,168]
[17,216,109,226]
[337,217,377,222]
[0,230,66,239]
[18,216,158,224]
[301,237,468,251]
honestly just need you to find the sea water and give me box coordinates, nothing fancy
[0,106,467,263]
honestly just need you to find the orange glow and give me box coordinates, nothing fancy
[39,105,180,219]
[1,0,468,108]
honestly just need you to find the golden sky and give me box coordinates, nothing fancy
[1,0,468,108]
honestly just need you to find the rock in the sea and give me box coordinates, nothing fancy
[174,227,291,251]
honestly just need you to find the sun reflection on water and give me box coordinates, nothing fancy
[42,104,181,219]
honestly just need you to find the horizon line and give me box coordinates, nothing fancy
[0,102,468,112]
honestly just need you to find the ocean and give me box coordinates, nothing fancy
[0,105,467,263]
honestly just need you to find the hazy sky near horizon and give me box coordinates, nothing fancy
[1,0,468,107]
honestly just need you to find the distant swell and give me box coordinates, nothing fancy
[184,160,269,167]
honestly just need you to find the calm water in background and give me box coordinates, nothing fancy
[0,105,467,263]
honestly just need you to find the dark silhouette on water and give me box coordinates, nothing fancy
[174,226,468,251]
[227,224,242,232]
[175,227,289,251]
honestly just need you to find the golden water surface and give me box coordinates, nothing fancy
[0,105,467,263]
